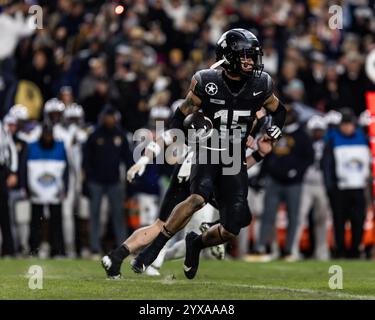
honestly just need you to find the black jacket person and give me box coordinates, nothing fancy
[82,106,133,254]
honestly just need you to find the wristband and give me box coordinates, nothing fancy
[251,150,265,163]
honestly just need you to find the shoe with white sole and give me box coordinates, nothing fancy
[145,265,161,276]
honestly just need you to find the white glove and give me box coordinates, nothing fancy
[127,157,149,183]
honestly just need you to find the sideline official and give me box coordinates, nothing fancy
[0,118,18,256]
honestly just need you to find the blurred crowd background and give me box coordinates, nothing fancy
[0,0,375,261]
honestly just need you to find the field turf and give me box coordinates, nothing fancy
[1,258,375,300]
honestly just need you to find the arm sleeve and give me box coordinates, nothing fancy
[270,100,286,129]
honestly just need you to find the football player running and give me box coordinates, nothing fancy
[129,28,286,279]
[101,111,272,279]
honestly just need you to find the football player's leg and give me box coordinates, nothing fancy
[102,166,189,278]
[184,167,251,279]
[143,177,194,274]
[132,164,217,273]
[161,204,219,263]
[193,204,225,260]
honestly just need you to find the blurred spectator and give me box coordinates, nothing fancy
[81,77,110,125]
[26,123,68,257]
[0,2,35,116]
[322,108,371,258]
[337,52,371,116]
[79,57,107,101]
[0,117,18,256]
[284,79,320,123]
[255,105,314,260]
[14,105,42,143]
[3,113,28,255]
[22,49,58,101]
[83,106,132,255]
[59,86,75,107]
[61,103,89,258]
[292,115,330,260]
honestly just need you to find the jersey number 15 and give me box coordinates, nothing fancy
[214,110,251,138]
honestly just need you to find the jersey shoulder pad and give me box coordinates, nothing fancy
[257,71,273,100]
[259,72,274,100]
[190,69,219,99]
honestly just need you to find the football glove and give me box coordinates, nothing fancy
[127,159,148,183]
[266,125,282,140]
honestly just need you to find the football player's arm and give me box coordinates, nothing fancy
[263,93,286,140]
[127,130,188,182]
[169,91,202,130]
[127,132,171,183]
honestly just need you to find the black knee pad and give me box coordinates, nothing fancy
[222,201,252,235]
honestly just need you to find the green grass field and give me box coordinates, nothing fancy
[1,258,375,300]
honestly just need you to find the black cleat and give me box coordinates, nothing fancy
[184,232,202,280]
[131,258,147,274]
[101,253,122,279]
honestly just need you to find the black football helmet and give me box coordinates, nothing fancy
[215,28,264,78]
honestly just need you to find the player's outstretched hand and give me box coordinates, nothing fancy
[127,163,146,183]
[257,136,273,156]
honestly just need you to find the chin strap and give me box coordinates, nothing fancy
[210,58,226,69]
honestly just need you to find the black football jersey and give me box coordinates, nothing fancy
[190,69,273,148]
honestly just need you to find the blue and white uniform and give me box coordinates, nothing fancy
[26,141,68,204]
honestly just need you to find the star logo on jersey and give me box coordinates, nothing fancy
[205,82,218,96]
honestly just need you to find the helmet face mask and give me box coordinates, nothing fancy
[216,29,264,78]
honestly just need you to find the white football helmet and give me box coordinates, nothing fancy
[307,115,327,131]
[44,98,65,114]
[8,104,29,121]
[324,110,342,126]
[64,103,84,119]
[3,114,17,125]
